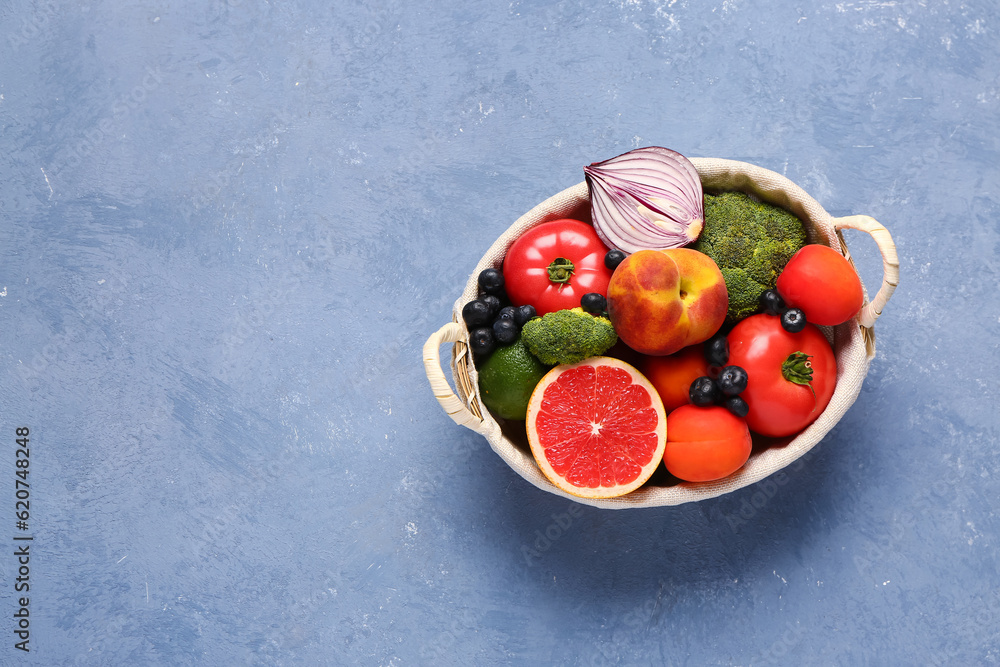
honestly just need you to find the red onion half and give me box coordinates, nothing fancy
[584,147,704,254]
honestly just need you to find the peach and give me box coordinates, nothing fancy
[606,248,728,356]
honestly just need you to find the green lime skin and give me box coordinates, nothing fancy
[477,339,551,421]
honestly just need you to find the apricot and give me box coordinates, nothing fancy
[663,405,752,482]
[638,345,711,413]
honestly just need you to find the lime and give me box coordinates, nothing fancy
[477,339,551,421]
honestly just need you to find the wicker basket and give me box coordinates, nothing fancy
[424,158,899,509]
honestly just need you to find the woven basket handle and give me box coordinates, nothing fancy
[832,215,900,328]
[423,322,492,435]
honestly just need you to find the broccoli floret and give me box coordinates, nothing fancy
[521,307,618,366]
[693,191,808,324]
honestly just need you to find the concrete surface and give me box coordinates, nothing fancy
[1,0,998,664]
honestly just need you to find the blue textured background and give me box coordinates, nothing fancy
[1,0,998,664]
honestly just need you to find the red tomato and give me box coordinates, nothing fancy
[727,314,837,438]
[639,345,710,413]
[663,405,752,482]
[776,244,864,326]
[503,219,613,316]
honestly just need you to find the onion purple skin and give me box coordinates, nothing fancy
[585,146,705,255]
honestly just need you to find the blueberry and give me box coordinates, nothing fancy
[604,249,627,271]
[717,365,749,397]
[492,318,519,345]
[496,306,518,322]
[781,307,807,333]
[481,294,502,318]
[478,268,506,297]
[704,334,729,368]
[724,396,749,418]
[580,292,607,315]
[462,299,492,329]
[469,327,495,357]
[759,289,786,316]
[689,376,720,407]
[514,304,537,327]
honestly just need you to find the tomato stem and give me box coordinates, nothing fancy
[782,351,816,398]
[547,257,575,285]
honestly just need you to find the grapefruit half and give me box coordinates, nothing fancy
[525,356,667,499]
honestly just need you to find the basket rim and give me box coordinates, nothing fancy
[447,157,881,509]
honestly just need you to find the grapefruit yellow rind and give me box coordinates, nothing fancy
[525,356,667,499]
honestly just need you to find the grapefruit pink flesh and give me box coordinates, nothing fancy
[526,357,667,499]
